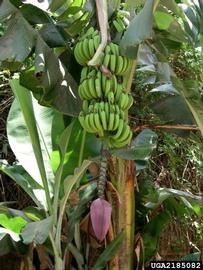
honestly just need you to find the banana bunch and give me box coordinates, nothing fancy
[74,27,100,65]
[75,27,133,148]
[112,10,130,33]
[79,101,121,133]
[103,43,130,75]
[74,28,130,75]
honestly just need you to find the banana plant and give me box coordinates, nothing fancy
[0,0,203,269]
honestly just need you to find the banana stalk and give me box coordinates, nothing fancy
[108,159,135,270]
[109,59,137,270]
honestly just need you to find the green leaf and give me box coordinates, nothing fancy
[159,0,184,17]
[0,0,16,21]
[92,232,124,270]
[142,212,171,261]
[152,95,195,137]
[23,207,46,222]
[51,117,101,181]
[9,79,54,211]
[120,0,158,57]
[21,216,53,245]
[21,3,51,24]
[154,11,174,30]
[0,160,43,207]
[180,252,200,261]
[111,129,158,161]
[63,160,92,196]
[144,187,202,211]
[55,160,92,251]
[20,37,81,116]
[0,13,35,65]
[67,183,97,242]
[171,77,203,138]
[0,213,27,235]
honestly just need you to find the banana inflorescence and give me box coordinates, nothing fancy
[74,27,133,148]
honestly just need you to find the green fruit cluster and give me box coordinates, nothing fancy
[112,10,130,33]
[74,28,133,148]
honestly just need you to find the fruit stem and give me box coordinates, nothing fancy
[88,0,108,66]
[98,145,108,198]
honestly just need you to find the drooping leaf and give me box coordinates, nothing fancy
[111,129,158,161]
[21,216,53,245]
[55,160,92,246]
[8,79,54,209]
[90,198,112,242]
[67,183,97,242]
[171,77,203,137]
[0,160,43,207]
[21,3,51,24]
[144,187,202,212]
[92,232,124,270]
[152,95,195,132]
[0,13,35,65]
[120,0,158,57]
[8,81,54,187]
[20,36,81,116]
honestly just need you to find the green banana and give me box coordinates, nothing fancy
[82,38,91,59]
[80,67,89,83]
[99,108,107,130]
[119,93,128,109]
[110,54,116,73]
[111,119,124,140]
[107,91,114,104]
[103,53,111,68]
[108,107,115,131]
[115,83,123,102]
[82,100,89,112]
[116,124,131,142]
[115,56,124,75]
[88,38,95,57]
[78,42,87,65]
[113,113,120,131]
[95,77,102,98]
[116,17,126,31]
[93,35,100,50]
[88,77,97,98]
[113,19,123,32]
[89,113,98,132]
[105,78,111,97]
